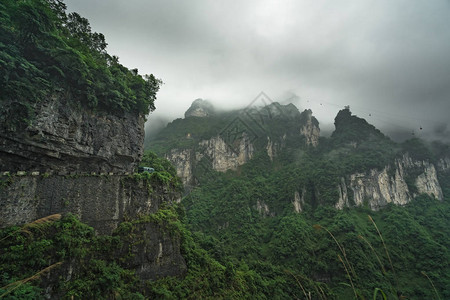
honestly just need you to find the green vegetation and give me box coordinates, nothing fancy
[0,206,272,299]
[0,214,143,299]
[147,115,231,154]
[146,105,450,298]
[137,150,183,192]
[0,0,160,129]
[181,191,450,299]
[2,102,449,298]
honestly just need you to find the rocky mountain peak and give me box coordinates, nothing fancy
[184,99,215,118]
[299,109,320,147]
[332,107,388,144]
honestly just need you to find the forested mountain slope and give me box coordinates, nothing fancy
[145,99,450,299]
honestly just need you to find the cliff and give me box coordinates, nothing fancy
[0,173,186,282]
[144,102,450,299]
[0,174,180,234]
[166,133,254,188]
[299,109,320,147]
[0,93,187,285]
[0,95,145,174]
[154,101,318,189]
[334,154,444,210]
[151,103,449,215]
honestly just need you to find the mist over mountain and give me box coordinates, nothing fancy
[145,94,450,144]
[66,0,450,138]
[143,98,450,298]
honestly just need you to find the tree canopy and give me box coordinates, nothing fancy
[0,0,161,122]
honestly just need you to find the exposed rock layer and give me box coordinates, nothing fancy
[299,109,320,147]
[0,175,180,234]
[335,154,443,210]
[166,134,254,189]
[0,96,144,173]
[0,174,186,280]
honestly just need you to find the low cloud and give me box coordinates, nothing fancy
[65,0,450,142]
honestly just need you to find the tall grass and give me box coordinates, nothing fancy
[21,214,62,236]
[0,262,62,298]
[421,271,441,300]
[368,216,395,278]
[314,224,358,299]
[285,269,311,300]
[358,234,386,274]
[0,214,61,242]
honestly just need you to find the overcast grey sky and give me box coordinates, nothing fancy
[65,0,450,141]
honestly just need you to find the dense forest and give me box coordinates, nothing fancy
[144,104,450,299]
[0,0,161,128]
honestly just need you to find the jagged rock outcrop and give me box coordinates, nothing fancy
[266,135,287,161]
[165,134,254,188]
[331,108,389,147]
[165,149,195,188]
[335,178,350,209]
[336,154,443,210]
[0,95,144,173]
[266,137,275,161]
[255,200,272,217]
[299,109,320,147]
[293,189,306,213]
[184,99,214,118]
[198,134,254,172]
[437,157,450,171]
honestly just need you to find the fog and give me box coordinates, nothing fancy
[65,0,450,142]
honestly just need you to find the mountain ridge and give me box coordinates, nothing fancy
[147,99,448,211]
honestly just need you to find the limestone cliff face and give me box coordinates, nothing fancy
[437,157,450,171]
[292,189,306,213]
[165,134,254,188]
[165,149,195,188]
[335,154,444,210]
[0,95,144,173]
[116,221,187,280]
[255,200,272,217]
[0,174,186,280]
[266,135,287,161]
[299,109,320,147]
[0,175,181,234]
[198,134,254,172]
[266,137,275,161]
[0,94,188,284]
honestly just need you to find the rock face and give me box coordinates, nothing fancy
[117,221,187,280]
[0,94,188,285]
[0,95,144,173]
[198,134,254,172]
[437,157,450,171]
[335,154,444,210]
[165,149,195,188]
[0,174,186,280]
[166,134,254,188]
[0,175,181,234]
[256,200,272,217]
[299,109,320,147]
[293,189,306,213]
[184,99,214,118]
[266,137,275,161]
